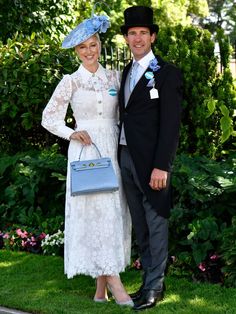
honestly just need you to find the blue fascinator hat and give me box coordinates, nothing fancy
[62,14,110,49]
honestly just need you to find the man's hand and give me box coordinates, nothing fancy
[149,168,168,190]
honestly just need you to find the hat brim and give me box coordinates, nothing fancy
[120,24,159,35]
[62,30,98,49]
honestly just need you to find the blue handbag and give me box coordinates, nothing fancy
[70,143,119,196]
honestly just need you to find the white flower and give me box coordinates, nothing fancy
[41,229,64,255]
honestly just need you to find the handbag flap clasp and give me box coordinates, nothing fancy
[71,158,111,171]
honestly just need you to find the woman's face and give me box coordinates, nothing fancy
[75,35,100,67]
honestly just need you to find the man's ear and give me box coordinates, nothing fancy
[151,32,156,44]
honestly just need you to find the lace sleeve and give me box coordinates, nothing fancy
[41,74,75,140]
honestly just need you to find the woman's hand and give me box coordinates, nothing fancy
[70,130,92,145]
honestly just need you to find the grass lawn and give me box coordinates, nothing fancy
[0,250,236,314]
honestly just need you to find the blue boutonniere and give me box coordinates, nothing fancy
[149,58,160,72]
[146,58,160,88]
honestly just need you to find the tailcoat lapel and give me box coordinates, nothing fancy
[125,55,166,109]
[120,61,132,109]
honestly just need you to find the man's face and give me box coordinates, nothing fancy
[124,27,156,61]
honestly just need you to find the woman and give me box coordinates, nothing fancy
[41,14,133,306]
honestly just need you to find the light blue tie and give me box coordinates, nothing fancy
[129,62,139,92]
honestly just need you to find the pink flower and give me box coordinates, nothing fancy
[133,258,142,270]
[3,233,9,239]
[16,228,22,236]
[38,232,46,240]
[16,229,28,238]
[29,236,37,246]
[198,262,206,272]
[210,254,219,261]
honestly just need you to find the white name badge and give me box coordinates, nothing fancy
[150,88,159,99]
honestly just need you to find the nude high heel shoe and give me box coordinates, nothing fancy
[93,297,108,303]
[107,283,134,307]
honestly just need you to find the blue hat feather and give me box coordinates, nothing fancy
[62,15,110,49]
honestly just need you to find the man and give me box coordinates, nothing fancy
[118,6,183,311]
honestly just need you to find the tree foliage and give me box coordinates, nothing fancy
[0,0,210,46]
[156,25,236,157]
[200,0,236,42]
[0,0,86,43]
[155,0,208,27]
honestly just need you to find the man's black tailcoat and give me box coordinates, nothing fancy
[118,55,183,218]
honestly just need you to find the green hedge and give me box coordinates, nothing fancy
[0,33,77,154]
[0,145,66,228]
[1,26,236,156]
[156,25,236,158]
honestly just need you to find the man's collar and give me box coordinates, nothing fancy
[133,50,155,69]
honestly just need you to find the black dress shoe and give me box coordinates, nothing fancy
[133,289,164,311]
[129,284,144,301]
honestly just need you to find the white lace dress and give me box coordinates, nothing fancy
[42,63,131,278]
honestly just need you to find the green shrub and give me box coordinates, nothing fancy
[156,25,236,158]
[169,152,236,282]
[220,216,236,287]
[0,145,66,229]
[0,33,77,154]
[0,0,80,44]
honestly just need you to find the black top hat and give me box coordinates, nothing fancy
[120,6,159,35]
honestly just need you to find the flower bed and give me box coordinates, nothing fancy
[0,226,64,256]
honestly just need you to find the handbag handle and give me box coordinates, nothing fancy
[78,142,102,161]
